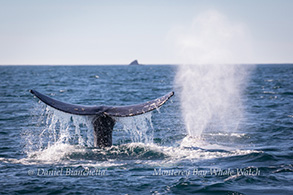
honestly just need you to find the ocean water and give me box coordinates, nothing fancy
[0,64,292,194]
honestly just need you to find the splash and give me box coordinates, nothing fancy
[23,103,155,158]
[23,106,94,155]
[172,10,252,139]
[20,104,156,163]
[115,112,154,144]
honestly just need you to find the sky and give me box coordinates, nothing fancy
[0,0,292,65]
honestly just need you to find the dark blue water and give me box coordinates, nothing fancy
[0,65,292,194]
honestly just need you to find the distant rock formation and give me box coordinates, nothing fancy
[129,60,140,65]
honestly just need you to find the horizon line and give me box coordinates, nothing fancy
[0,63,293,66]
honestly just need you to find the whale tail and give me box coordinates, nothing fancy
[30,90,174,147]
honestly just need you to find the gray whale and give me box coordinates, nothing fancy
[30,90,174,147]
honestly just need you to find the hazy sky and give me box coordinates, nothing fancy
[0,0,292,65]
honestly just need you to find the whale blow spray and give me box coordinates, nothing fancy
[173,10,252,138]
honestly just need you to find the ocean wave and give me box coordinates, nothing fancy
[1,141,262,168]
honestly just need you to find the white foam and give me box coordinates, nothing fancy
[207,132,246,138]
[5,139,261,166]
[120,142,261,167]
[28,143,78,162]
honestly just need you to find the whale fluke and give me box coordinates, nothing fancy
[30,89,174,147]
[30,90,174,117]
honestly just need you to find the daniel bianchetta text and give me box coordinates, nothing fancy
[153,168,260,177]
[28,168,107,176]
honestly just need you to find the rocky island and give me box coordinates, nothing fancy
[129,60,140,65]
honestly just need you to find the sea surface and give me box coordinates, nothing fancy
[0,64,292,194]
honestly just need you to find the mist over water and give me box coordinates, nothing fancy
[177,64,246,138]
[174,10,252,139]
